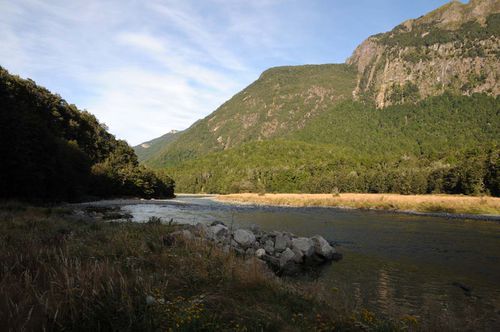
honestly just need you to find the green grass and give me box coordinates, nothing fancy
[0,203,414,331]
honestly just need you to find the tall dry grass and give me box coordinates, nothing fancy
[4,203,476,330]
[216,193,500,215]
[1,203,411,331]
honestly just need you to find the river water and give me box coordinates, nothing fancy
[93,195,500,330]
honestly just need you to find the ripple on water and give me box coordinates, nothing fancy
[115,197,500,330]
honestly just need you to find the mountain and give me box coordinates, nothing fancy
[137,0,500,196]
[0,67,175,201]
[141,64,356,168]
[134,129,182,162]
[347,0,500,107]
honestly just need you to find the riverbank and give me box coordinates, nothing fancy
[0,202,413,331]
[216,193,500,218]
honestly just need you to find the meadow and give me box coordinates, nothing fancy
[216,193,500,216]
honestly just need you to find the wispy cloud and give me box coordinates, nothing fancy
[0,0,451,144]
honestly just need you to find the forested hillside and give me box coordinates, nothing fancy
[133,130,182,162]
[136,0,499,196]
[145,64,356,168]
[0,67,174,201]
[168,94,499,195]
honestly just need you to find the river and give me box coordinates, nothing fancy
[85,195,500,330]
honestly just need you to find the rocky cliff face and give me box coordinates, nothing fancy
[137,0,500,170]
[347,0,500,107]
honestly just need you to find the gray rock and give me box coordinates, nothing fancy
[189,222,341,275]
[255,248,266,258]
[249,224,261,233]
[292,237,315,257]
[210,220,226,226]
[264,239,275,254]
[275,233,292,252]
[291,246,304,263]
[279,248,296,268]
[208,224,228,240]
[194,223,208,236]
[233,229,256,248]
[262,254,280,269]
[311,235,335,259]
[145,295,155,305]
[171,229,194,240]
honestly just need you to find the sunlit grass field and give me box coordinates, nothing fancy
[216,193,500,216]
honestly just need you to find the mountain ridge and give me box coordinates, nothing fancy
[134,129,182,162]
[347,0,500,107]
[135,0,499,196]
[144,63,357,168]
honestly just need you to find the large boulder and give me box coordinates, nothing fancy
[194,223,208,236]
[171,229,194,240]
[208,224,228,240]
[262,254,280,269]
[291,246,304,263]
[279,248,295,268]
[264,239,275,254]
[279,248,303,275]
[233,229,256,248]
[311,235,335,259]
[274,233,292,252]
[291,237,315,257]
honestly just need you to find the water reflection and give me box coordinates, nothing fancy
[117,196,500,330]
[376,268,392,313]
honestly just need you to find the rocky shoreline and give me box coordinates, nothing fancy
[168,221,342,276]
[74,205,342,276]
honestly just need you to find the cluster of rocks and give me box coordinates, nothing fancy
[173,221,342,275]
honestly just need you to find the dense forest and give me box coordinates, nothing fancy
[0,67,174,201]
[166,94,499,196]
[137,3,499,197]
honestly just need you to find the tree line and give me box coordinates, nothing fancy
[0,66,174,202]
[166,94,499,196]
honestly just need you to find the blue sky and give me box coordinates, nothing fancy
[0,0,452,145]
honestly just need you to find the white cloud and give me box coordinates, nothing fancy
[148,1,248,71]
[0,0,330,145]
